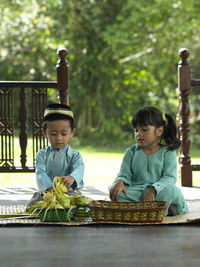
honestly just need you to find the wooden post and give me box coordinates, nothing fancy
[19,86,27,168]
[177,48,192,187]
[56,47,69,105]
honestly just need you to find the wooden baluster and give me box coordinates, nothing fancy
[19,87,27,168]
[0,88,14,168]
[56,47,69,105]
[177,48,192,186]
[176,90,181,140]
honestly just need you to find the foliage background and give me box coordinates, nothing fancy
[1,0,200,148]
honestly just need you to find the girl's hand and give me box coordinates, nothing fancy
[109,180,127,201]
[62,175,75,187]
[142,187,156,201]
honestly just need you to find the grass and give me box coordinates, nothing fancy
[0,138,200,188]
[0,141,125,188]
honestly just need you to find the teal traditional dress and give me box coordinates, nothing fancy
[110,144,188,215]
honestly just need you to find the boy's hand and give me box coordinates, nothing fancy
[142,187,156,201]
[62,175,75,187]
[47,187,54,192]
[109,180,127,201]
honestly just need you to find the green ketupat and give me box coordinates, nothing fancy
[29,176,92,222]
[57,198,71,209]
[75,196,91,207]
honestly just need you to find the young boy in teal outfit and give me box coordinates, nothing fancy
[109,107,188,216]
[36,103,84,192]
[26,103,84,209]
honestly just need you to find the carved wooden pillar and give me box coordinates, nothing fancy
[32,87,48,166]
[177,48,192,186]
[176,89,181,140]
[0,87,14,168]
[19,87,27,168]
[56,48,69,105]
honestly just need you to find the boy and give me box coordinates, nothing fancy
[26,103,84,208]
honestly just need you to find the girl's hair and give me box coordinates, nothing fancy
[132,106,181,150]
[42,103,74,131]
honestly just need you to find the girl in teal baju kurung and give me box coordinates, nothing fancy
[109,107,188,216]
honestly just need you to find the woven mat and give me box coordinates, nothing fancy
[0,200,200,226]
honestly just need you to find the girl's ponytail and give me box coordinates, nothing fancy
[162,114,181,150]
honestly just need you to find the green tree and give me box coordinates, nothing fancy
[1,0,200,146]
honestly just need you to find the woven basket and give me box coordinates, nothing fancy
[39,208,76,222]
[89,200,168,223]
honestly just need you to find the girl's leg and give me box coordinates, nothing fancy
[156,184,188,215]
[115,186,144,202]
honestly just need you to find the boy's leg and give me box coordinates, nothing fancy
[26,192,43,211]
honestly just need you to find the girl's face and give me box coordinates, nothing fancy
[42,120,76,149]
[134,125,163,153]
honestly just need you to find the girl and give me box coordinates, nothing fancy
[109,106,188,216]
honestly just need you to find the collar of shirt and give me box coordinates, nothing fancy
[49,144,69,152]
[135,143,142,150]
[135,143,166,152]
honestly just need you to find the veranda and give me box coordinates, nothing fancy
[0,48,200,267]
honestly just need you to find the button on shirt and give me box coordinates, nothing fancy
[35,144,84,191]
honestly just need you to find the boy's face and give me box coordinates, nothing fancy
[43,120,75,149]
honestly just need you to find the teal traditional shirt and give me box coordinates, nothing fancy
[112,144,188,215]
[35,144,84,191]
[115,144,177,194]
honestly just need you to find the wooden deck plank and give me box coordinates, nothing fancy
[0,226,200,267]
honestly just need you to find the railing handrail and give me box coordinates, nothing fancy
[0,47,69,172]
[191,79,200,87]
[0,81,57,88]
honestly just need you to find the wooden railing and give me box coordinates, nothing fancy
[0,47,69,172]
[177,48,200,187]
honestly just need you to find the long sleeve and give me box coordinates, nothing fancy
[35,145,84,191]
[114,147,135,186]
[35,149,53,191]
[69,151,84,189]
[151,150,177,194]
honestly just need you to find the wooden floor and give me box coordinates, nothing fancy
[0,225,200,267]
[0,186,200,267]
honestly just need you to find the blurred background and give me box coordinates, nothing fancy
[1,0,200,187]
